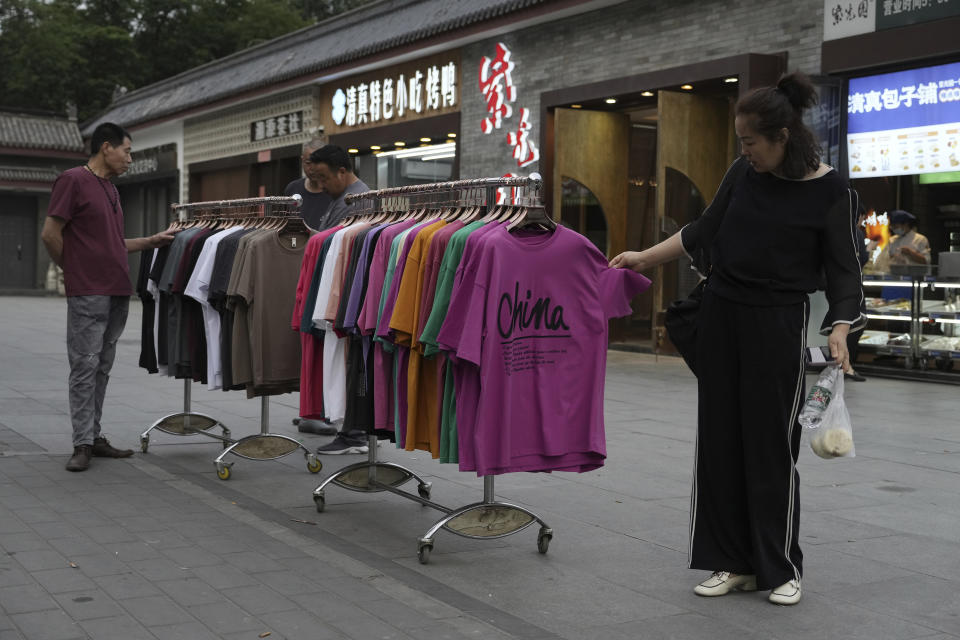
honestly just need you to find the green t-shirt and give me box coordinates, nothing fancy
[419,221,485,358]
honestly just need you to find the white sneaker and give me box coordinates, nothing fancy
[768,579,802,605]
[694,571,757,596]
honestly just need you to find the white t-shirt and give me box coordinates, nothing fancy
[311,229,348,420]
[184,227,244,390]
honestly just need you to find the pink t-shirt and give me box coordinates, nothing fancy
[47,167,132,296]
[437,225,651,476]
[293,229,338,419]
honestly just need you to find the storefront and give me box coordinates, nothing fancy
[822,2,960,381]
[81,0,850,351]
[183,88,321,202]
[317,51,462,189]
[0,109,85,291]
[457,0,812,351]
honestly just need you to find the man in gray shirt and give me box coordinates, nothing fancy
[309,145,369,230]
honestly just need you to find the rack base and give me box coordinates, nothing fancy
[215,434,321,480]
[141,381,322,480]
[311,436,552,563]
[140,411,232,453]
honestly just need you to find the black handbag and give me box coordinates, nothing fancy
[664,277,706,376]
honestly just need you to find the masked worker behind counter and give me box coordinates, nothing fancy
[873,209,931,272]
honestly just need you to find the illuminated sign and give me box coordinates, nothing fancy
[331,61,457,128]
[847,61,960,178]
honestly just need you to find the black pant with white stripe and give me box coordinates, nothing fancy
[688,290,807,591]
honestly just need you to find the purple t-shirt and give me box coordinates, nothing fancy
[47,166,132,296]
[343,224,388,333]
[356,220,419,431]
[357,220,419,335]
[375,219,439,341]
[437,225,651,476]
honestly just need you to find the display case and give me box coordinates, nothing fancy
[860,269,960,379]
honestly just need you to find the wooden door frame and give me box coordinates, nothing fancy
[539,53,787,215]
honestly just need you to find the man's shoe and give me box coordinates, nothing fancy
[92,436,134,458]
[844,371,866,382]
[66,445,93,472]
[297,419,338,436]
[769,579,802,605]
[316,434,369,455]
[694,571,757,596]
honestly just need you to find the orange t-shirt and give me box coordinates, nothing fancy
[389,220,446,455]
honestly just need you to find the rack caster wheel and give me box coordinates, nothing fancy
[216,463,232,481]
[306,455,322,474]
[314,493,325,513]
[140,436,149,453]
[418,483,432,500]
[537,527,553,554]
[418,541,433,564]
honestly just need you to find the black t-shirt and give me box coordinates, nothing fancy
[681,156,863,331]
[284,178,332,230]
[137,249,158,374]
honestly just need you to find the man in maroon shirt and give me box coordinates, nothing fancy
[41,123,176,472]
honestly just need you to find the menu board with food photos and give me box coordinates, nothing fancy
[847,61,960,179]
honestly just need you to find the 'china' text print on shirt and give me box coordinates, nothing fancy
[497,282,570,341]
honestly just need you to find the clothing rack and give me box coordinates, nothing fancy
[140,194,322,481]
[312,173,553,563]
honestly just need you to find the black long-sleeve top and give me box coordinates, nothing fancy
[681,156,866,335]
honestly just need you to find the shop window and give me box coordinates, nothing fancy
[354,143,456,189]
[559,177,607,254]
[806,76,843,174]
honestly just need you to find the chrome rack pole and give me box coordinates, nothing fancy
[261,396,269,435]
[183,379,191,433]
[344,173,542,204]
[171,195,303,211]
[483,476,495,504]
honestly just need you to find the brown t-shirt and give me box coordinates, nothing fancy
[47,166,132,296]
[232,228,313,392]
[226,231,263,388]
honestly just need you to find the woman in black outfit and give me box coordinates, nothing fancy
[610,73,865,606]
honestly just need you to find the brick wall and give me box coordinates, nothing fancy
[459,0,825,180]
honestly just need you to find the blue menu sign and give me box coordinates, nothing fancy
[847,61,960,178]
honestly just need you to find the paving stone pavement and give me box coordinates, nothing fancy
[1,296,959,640]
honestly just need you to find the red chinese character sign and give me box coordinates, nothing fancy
[478,42,539,169]
[479,43,516,134]
[506,108,539,167]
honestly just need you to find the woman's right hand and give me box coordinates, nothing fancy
[609,232,686,273]
[609,250,646,272]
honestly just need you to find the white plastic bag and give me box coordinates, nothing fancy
[801,365,855,459]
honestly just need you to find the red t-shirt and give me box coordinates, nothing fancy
[47,166,132,297]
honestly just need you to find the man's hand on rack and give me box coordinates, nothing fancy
[150,224,177,248]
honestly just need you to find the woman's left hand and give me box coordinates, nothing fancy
[828,324,851,373]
